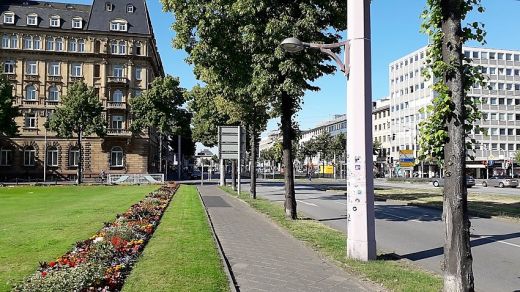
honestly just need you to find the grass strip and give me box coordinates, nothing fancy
[220,186,442,292]
[122,185,229,292]
[375,189,520,220]
[0,185,157,292]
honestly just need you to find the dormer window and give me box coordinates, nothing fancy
[72,17,82,29]
[127,4,134,13]
[110,19,128,32]
[105,2,113,11]
[27,14,38,26]
[49,15,60,27]
[3,12,15,24]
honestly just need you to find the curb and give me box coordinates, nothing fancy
[196,186,240,292]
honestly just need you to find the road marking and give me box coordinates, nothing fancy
[479,236,520,248]
[297,200,318,207]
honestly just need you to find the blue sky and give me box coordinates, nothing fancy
[56,0,520,139]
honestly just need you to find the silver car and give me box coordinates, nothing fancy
[481,176,518,188]
[432,176,475,188]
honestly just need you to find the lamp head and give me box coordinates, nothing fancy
[280,37,305,53]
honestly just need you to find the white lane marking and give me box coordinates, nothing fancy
[379,211,421,222]
[479,236,520,248]
[297,200,318,207]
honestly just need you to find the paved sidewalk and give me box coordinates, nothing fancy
[198,185,375,292]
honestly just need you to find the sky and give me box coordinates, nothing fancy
[48,0,520,144]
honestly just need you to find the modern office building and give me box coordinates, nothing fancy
[0,0,164,181]
[389,46,520,178]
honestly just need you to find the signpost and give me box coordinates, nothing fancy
[218,126,246,194]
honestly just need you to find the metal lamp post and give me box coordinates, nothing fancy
[280,0,376,261]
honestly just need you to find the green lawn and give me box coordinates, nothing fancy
[0,185,158,292]
[220,186,442,292]
[123,185,229,292]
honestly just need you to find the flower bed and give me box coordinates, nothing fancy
[14,184,179,292]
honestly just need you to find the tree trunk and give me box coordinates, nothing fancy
[231,160,237,191]
[158,134,163,173]
[250,128,258,199]
[441,1,474,290]
[77,130,82,185]
[281,92,296,219]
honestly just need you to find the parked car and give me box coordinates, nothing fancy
[432,176,475,188]
[481,176,518,188]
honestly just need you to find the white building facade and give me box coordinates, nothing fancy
[389,46,520,178]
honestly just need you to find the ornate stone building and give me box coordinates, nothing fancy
[0,0,164,181]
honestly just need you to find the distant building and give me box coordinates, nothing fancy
[0,0,164,181]
[389,46,520,178]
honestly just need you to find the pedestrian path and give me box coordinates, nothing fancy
[198,185,374,292]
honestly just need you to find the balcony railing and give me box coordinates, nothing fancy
[107,76,128,84]
[107,128,132,136]
[106,101,126,109]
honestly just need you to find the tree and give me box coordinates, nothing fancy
[419,0,486,290]
[162,0,347,219]
[47,82,106,184]
[0,74,18,136]
[130,75,189,173]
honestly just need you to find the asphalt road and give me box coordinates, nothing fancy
[252,180,520,292]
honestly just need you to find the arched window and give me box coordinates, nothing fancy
[112,90,123,102]
[48,86,59,102]
[68,38,77,52]
[25,85,37,100]
[110,147,124,167]
[24,146,36,166]
[0,147,13,166]
[78,39,85,52]
[118,41,126,55]
[69,146,80,167]
[55,37,63,51]
[46,146,58,166]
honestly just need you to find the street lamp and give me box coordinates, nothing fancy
[281,0,375,261]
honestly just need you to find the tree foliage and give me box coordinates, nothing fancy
[0,75,18,136]
[418,0,487,162]
[130,75,189,136]
[47,82,106,139]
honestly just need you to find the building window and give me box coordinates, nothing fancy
[110,20,128,32]
[69,147,80,167]
[50,15,60,27]
[72,17,83,29]
[112,90,123,102]
[3,60,15,74]
[71,63,82,77]
[127,4,134,13]
[25,85,37,100]
[111,115,124,129]
[55,38,63,51]
[48,62,60,76]
[48,86,59,101]
[46,37,55,51]
[135,67,142,80]
[26,61,37,75]
[24,146,36,166]
[112,65,124,77]
[78,39,85,52]
[0,148,12,166]
[3,12,15,24]
[47,147,59,166]
[27,14,38,26]
[110,147,124,167]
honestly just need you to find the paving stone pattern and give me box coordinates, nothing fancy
[198,185,374,292]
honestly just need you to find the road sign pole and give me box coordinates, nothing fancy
[237,126,241,195]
